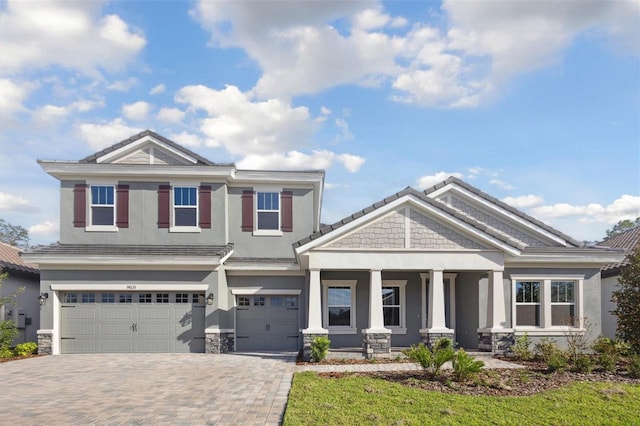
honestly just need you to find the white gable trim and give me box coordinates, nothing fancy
[295,195,521,256]
[97,136,198,165]
[428,183,567,246]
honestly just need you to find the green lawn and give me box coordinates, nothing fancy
[283,372,640,425]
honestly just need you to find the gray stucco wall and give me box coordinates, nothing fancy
[60,180,227,245]
[455,272,481,349]
[601,275,618,339]
[227,187,316,258]
[0,273,40,344]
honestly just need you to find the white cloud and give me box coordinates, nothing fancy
[0,0,145,74]
[0,192,39,214]
[107,77,139,92]
[334,117,353,143]
[168,131,203,148]
[150,83,166,95]
[238,149,361,172]
[489,179,514,190]
[531,195,640,224]
[76,118,141,150]
[175,84,319,155]
[28,220,60,240]
[122,101,151,121]
[0,78,32,125]
[191,0,637,108]
[157,107,185,124]
[416,171,464,189]
[502,195,545,209]
[32,104,70,126]
[337,153,365,173]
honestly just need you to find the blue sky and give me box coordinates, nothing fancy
[0,0,638,245]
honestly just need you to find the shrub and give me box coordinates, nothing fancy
[0,320,19,353]
[628,354,640,379]
[534,337,559,364]
[432,338,455,376]
[404,343,434,374]
[592,337,627,372]
[564,318,592,366]
[15,342,38,356]
[573,354,594,373]
[512,333,533,360]
[547,350,569,373]
[0,348,14,358]
[310,336,330,362]
[452,349,484,381]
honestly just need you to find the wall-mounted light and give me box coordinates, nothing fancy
[207,293,214,305]
[39,292,49,305]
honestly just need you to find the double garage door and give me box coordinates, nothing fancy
[60,292,205,353]
[236,295,300,351]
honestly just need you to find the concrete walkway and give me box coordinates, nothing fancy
[0,352,296,425]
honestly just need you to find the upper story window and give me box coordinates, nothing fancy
[257,192,279,230]
[174,187,198,227]
[90,185,115,226]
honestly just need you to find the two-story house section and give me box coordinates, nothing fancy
[25,130,324,355]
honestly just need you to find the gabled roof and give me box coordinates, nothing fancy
[0,242,39,275]
[598,226,640,276]
[424,177,582,247]
[79,129,233,167]
[294,186,526,252]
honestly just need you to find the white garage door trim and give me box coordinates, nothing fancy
[51,284,209,291]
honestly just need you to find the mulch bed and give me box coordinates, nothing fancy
[0,354,44,363]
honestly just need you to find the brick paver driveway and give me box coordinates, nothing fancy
[0,352,296,425]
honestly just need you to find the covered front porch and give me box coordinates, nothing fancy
[301,252,514,360]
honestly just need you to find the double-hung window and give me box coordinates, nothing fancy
[382,280,407,333]
[90,185,115,226]
[512,275,583,332]
[174,186,197,227]
[323,280,357,333]
[257,192,279,230]
[515,281,541,326]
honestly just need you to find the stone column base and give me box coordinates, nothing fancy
[419,329,455,348]
[478,330,514,354]
[205,329,235,354]
[37,330,53,355]
[362,332,391,359]
[302,332,329,362]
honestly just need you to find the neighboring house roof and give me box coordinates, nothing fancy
[79,129,233,167]
[0,242,39,276]
[423,177,582,247]
[598,226,640,277]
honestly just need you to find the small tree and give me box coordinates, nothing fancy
[612,246,640,353]
[605,218,640,239]
[0,273,25,356]
[0,219,29,249]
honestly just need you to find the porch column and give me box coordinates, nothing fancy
[478,270,514,354]
[420,269,454,347]
[362,269,391,359]
[302,268,328,361]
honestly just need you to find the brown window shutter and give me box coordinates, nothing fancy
[73,184,87,227]
[281,191,293,232]
[199,185,212,229]
[158,185,170,228]
[116,185,130,228]
[241,190,254,232]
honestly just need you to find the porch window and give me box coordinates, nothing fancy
[322,280,357,334]
[382,280,407,332]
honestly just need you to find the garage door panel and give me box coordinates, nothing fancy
[60,291,205,354]
[236,295,300,351]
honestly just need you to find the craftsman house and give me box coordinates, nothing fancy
[24,130,624,358]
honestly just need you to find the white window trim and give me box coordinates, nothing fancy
[253,189,283,236]
[170,184,201,233]
[382,280,407,334]
[511,274,584,331]
[86,182,118,232]
[322,280,357,334]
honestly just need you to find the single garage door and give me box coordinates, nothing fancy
[60,292,205,353]
[236,295,299,351]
